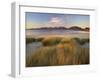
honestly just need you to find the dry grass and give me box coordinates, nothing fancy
[26,37,89,67]
[42,37,63,46]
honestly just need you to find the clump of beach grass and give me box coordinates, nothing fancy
[26,37,36,44]
[73,38,89,45]
[42,37,63,46]
[26,37,89,67]
[36,37,44,42]
[26,37,44,44]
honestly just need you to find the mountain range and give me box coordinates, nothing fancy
[27,26,89,32]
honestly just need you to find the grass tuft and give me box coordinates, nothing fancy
[26,37,89,67]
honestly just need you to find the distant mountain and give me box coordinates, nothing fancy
[69,26,89,31]
[27,26,89,32]
[84,27,90,31]
[68,26,83,31]
[30,26,67,30]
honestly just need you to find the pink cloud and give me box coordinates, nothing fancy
[44,17,66,27]
[50,17,62,23]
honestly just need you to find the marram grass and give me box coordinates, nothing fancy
[26,37,89,67]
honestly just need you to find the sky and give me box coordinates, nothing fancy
[26,12,90,29]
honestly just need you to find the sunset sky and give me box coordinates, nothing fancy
[26,12,90,29]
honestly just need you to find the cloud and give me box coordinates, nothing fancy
[44,17,66,27]
[50,17,62,23]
